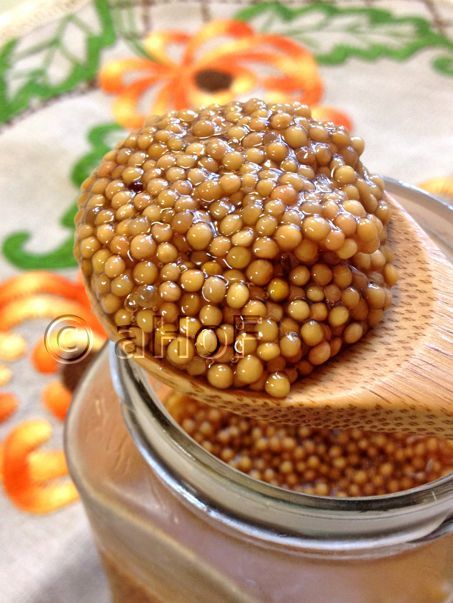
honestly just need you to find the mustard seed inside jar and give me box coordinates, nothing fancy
[75,100,397,398]
[165,392,453,497]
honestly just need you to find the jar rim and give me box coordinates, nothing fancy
[111,179,453,553]
[118,349,453,511]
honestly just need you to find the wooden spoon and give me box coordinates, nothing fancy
[93,194,453,437]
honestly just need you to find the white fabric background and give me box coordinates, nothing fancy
[0,1,452,601]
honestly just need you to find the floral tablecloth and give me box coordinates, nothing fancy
[0,1,452,601]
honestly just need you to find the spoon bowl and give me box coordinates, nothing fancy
[94,190,453,437]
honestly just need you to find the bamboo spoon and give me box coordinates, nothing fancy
[93,194,453,437]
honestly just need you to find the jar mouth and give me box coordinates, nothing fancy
[110,179,453,552]
[115,345,453,506]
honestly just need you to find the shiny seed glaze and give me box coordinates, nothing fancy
[75,100,397,398]
[167,393,453,497]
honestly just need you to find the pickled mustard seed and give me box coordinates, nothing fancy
[75,99,397,398]
[167,394,453,497]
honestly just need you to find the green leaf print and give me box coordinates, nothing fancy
[0,0,116,125]
[236,2,453,75]
[2,231,78,270]
[433,55,453,76]
[109,0,154,59]
[70,122,125,187]
[2,123,124,270]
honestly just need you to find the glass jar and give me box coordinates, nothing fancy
[66,180,453,603]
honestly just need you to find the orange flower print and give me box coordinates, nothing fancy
[2,420,78,514]
[100,20,351,130]
[0,271,105,513]
[419,177,453,203]
[42,381,73,421]
[0,393,19,423]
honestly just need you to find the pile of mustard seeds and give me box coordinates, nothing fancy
[75,99,397,397]
[167,393,453,497]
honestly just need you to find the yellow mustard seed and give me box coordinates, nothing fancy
[265,372,291,398]
[75,100,397,398]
